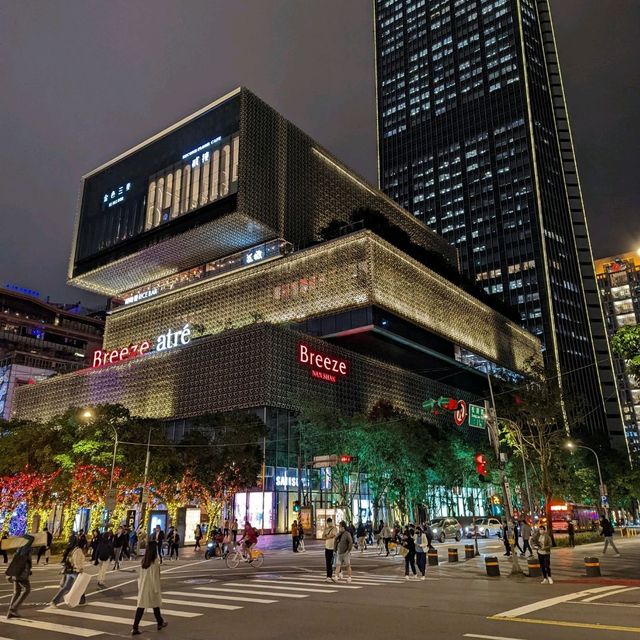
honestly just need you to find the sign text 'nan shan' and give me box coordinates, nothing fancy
[297,343,348,384]
[92,325,191,368]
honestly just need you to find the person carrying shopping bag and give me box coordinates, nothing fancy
[6,534,34,618]
[131,540,167,636]
[49,540,90,607]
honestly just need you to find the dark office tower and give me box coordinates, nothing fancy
[374,0,625,451]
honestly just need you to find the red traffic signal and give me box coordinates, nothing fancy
[474,452,488,478]
[339,454,354,464]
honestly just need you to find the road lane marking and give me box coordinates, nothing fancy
[0,617,102,636]
[493,585,623,618]
[573,601,640,609]
[166,590,277,604]
[89,601,201,617]
[464,634,525,640]
[249,578,360,590]
[195,586,307,599]
[225,581,335,593]
[489,616,640,634]
[581,586,639,602]
[39,608,155,626]
[125,596,241,610]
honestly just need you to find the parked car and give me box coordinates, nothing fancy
[464,517,503,539]
[429,517,463,543]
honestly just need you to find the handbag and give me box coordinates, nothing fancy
[398,546,409,557]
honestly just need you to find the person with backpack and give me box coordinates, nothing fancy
[49,540,88,607]
[6,534,34,619]
[601,517,620,556]
[130,540,167,636]
[95,530,114,589]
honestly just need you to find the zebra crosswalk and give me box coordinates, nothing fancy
[0,572,409,638]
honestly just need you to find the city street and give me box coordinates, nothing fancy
[1,535,639,639]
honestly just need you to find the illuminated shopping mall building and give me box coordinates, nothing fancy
[14,88,541,532]
[595,252,640,459]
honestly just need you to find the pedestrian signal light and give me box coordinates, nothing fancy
[475,452,488,479]
[293,500,301,512]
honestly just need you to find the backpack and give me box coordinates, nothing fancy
[5,552,29,579]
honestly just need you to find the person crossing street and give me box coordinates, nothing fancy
[322,517,338,582]
[5,534,34,619]
[334,521,354,583]
[601,517,621,556]
[131,540,167,636]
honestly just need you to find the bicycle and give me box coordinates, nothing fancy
[225,545,264,569]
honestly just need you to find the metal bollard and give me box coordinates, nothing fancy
[485,555,500,577]
[448,547,459,563]
[584,557,601,577]
[427,549,439,566]
[527,557,541,577]
[464,544,475,560]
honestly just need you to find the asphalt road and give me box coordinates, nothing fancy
[1,534,639,639]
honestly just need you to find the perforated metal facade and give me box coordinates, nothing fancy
[14,323,479,430]
[102,231,539,374]
[69,88,457,295]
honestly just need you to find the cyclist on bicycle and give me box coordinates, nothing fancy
[240,520,258,555]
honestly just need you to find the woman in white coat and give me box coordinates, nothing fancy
[131,540,167,635]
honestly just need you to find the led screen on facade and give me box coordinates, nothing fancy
[73,93,241,273]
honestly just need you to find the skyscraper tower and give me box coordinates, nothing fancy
[374,0,625,450]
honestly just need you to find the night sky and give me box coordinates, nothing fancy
[0,0,638,307]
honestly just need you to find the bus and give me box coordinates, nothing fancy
[549,501,599,532]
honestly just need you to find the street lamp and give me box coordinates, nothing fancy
[565,441,607,515]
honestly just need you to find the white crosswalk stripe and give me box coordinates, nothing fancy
[90,601,202,618]
[195,586,307,599]
[38,608,155,627]
[230,581,336,593]
[250,578,361,589]
[166,590,278,604]
[0,617,103,637]
[124,596,241,610]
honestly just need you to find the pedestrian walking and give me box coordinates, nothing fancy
[322,517,338,582]
[356,521,366,552]
[335,521,354,583]
[401,529,417,580]
[129,527,139,558]
[37,526,53,564]
[567,520,576,548]
[382,521,392,556]
[95,531,114,588]
[194,525,203,551]
[415,526,427,580]
[166,527,175,559]
[231,518,239,544]
[50,539,88,606]
[5,534,34,618]
[365,520,373,546]
[130,540,167,636]
[170,532,180,560]
[113,526,127,569]
[533,524,553,584]
[151,525,164,562]
[502,521,512,556]
[1,533,8,564]
[512,521,524,555]
[601,517,620,556]
[520,520,533,557]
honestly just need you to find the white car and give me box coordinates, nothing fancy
[464,517,503,539]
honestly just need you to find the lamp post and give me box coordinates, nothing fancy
[565,442,607,516]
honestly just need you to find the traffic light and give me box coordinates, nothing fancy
[293,500,301,513]
[339,454,354,464]
[475,452,488,481]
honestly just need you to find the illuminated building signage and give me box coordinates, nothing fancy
[297,343,348,384]
[92,324,191,368]
[244,248,264,265]
[124,288,159,306]
[181,136,222,161]
[103,182,132,208]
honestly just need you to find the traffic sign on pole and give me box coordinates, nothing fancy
[468,404,486,429]
[104,488,117,511]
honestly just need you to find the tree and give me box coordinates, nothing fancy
[611,324,640,377]
[498,358,567,542]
